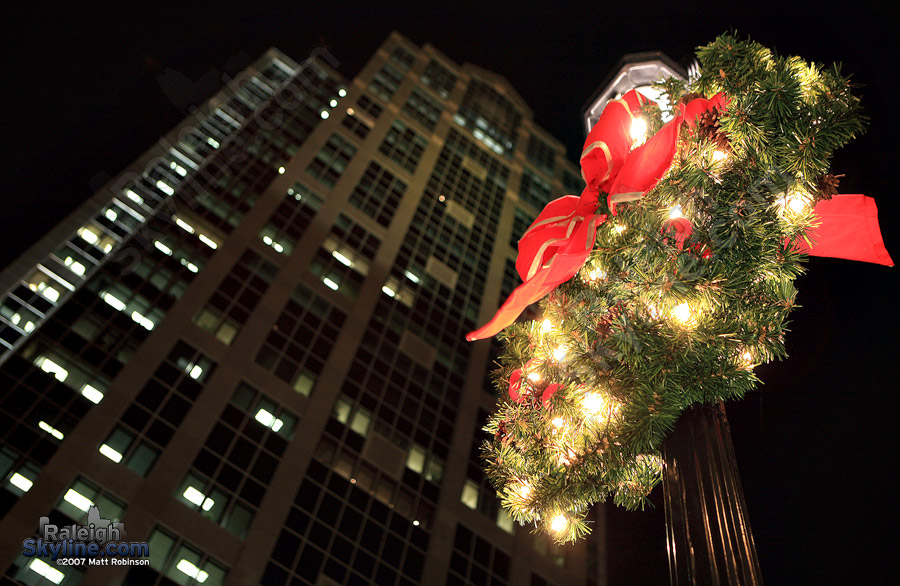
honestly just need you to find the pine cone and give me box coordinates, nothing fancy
[816,173,844,199]
[679,92,706,105]
[696,107,731,152]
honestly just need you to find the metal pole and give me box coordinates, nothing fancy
[661,402,764,585]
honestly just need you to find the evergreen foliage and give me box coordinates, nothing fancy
[481,33,865,543]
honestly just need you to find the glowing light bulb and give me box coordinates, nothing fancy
[550,514,568,533]
[585,267,606,282]
[551,417,565,429]
[552,346,567,361]
[517,483,532,499]
[527,372,541,383]
[788,195,807,213]
[541,319,552,332]
[558,448,577,466]
[583,393,605,415]
[739,349,755,368]
[668,205,683,219]
[630,118,648,144]
[614,224,626,234]
[671,303,692,324]
[713,150,728,161]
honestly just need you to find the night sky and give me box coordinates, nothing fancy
[6,2,899,584]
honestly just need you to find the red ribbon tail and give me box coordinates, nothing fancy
[466,270,556,341]
[467,216,604,341]
[798,194,893,266]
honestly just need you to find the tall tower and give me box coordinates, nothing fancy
[0,32,605,586]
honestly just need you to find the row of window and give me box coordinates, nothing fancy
[0,52,325,360]
[263,458,428,586]
[193,249,278,345]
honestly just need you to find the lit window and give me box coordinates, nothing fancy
[406,445,426,474]
[35,356,68,382]
[174,217,195,234]
[99,444,123,463]
[181,485,216,512]
[254,408,284,432]
[38,421,64,440]
[186,364,204,380]
[63,257,87,276]
[260,233,290,255]
[198,234,218,249]
[40,286,60,302]
[425,459,443,483]
[331,250,352,266]
[81,384,104,404]
[170,161,188,176]
[130,311,155,331]
[63,488,93,512]
[28,559,64,585]
[293,371,316,397]
[404,270,420,284]
[497,509,515,534]
[101,291,127,311]
[333,397,352,424]
[215,320,238,345]
[154,241,174,256]
[350,410,371,437]
[156,180,175,196]
[322,277,339,291]
[78,227,99,245]
[461,480,479,510]
[125,189,144,204]
[105,208,118,221]
[9,472,34,493]
[180,258,200,273]
[176,559,209,583]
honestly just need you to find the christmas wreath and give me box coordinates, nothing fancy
[469,34,891,543]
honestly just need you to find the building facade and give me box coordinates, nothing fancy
[0,32,605,586]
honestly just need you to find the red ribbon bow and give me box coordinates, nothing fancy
[467,90,727,341]
[467,91,892,343]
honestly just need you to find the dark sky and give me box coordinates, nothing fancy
[6,1,899,583]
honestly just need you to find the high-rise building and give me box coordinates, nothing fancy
[0,32,605,586]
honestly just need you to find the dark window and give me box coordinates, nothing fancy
[379,121,428,174]
[307,133,357,188]
[348,162,407,228]
[403,88,443,131]
[420,60,458,99]
[369,63,406,102]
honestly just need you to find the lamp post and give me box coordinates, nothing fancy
[583,55,764,586]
